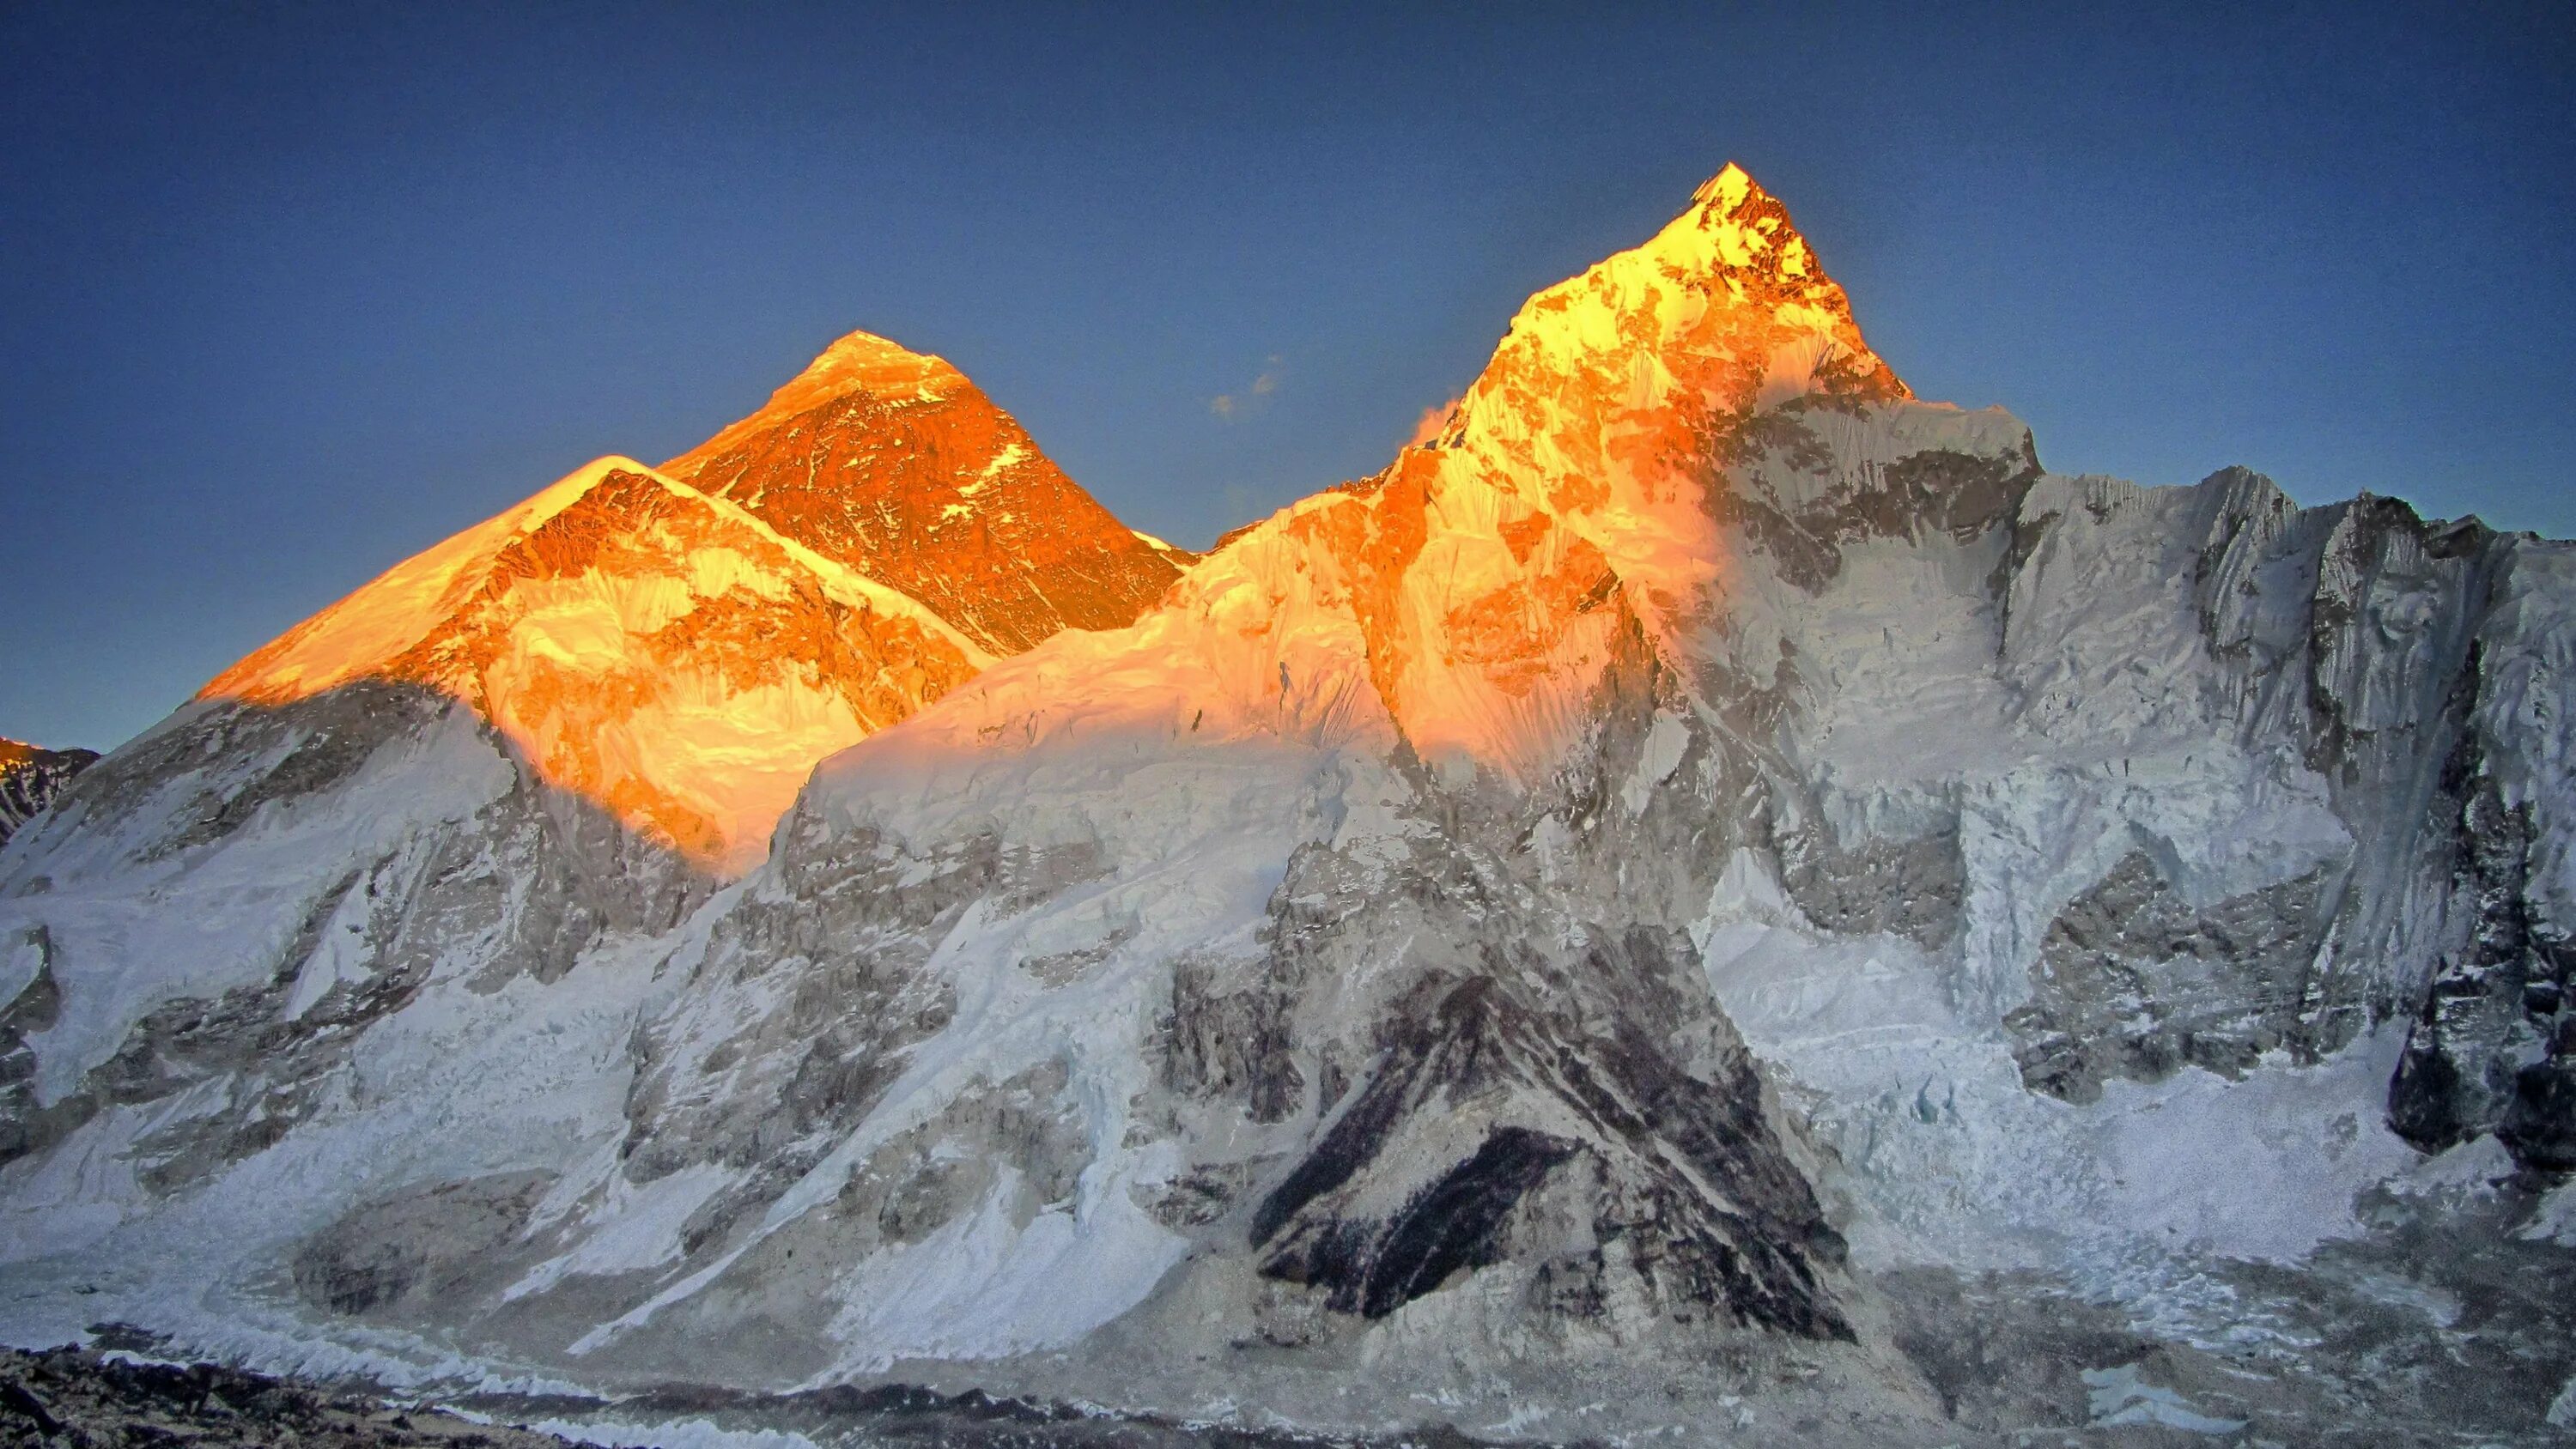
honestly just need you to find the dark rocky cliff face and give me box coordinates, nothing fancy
[0,738,96,849]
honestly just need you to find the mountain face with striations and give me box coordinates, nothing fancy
[2,166,2572,1446]
[0,740,97,849]
[661,330,1190,655]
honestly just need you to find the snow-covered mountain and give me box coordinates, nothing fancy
[180,326,1183,876]
[662,329,1188,655]
[199,456,993,872]
[0,740,96,849]
[2,165,2570,1446]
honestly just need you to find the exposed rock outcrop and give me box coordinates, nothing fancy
[663,329,1188,655]
[0,739,95,849]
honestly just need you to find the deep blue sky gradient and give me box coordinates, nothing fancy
[4,2,2569,751]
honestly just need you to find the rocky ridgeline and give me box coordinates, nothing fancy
[0,1344,574,1448]
[1,166,2569,1445]
[0,743,94,851]
[0,1342,1521,1449]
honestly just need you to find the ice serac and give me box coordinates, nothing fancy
[662,329,1188,656]
[2,163,2573,1446]
[0,740,98,849]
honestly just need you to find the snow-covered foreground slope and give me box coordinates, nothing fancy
[3,165,2573,1446]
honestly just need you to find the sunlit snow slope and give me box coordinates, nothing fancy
[2,164,2572,1446]
[202,458,987,872]
[191,328,1181,873]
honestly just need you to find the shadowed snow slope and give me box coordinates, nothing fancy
[3,164,2573,1446]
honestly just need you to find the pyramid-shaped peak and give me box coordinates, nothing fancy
[1443,160,1903,464]
[659,324,1187,657]
[1643,161,1844,297]
[664,327,973,482]
[795,328,968,395]
[1689,161,1762,213]
[750,327,969,423]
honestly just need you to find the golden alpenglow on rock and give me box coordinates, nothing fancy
[5,163,2573,1449]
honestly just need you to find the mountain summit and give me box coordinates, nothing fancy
[1016,162,1917,784]
[664,327,1187,655]
[1456,161,1904,446]
[3,165,2571,1446]
[664,329,974,465]
[185,330,1181,870]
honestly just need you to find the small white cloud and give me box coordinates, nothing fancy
[1212,356,1285,421]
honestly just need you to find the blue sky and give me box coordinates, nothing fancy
[3,2,2568,751]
